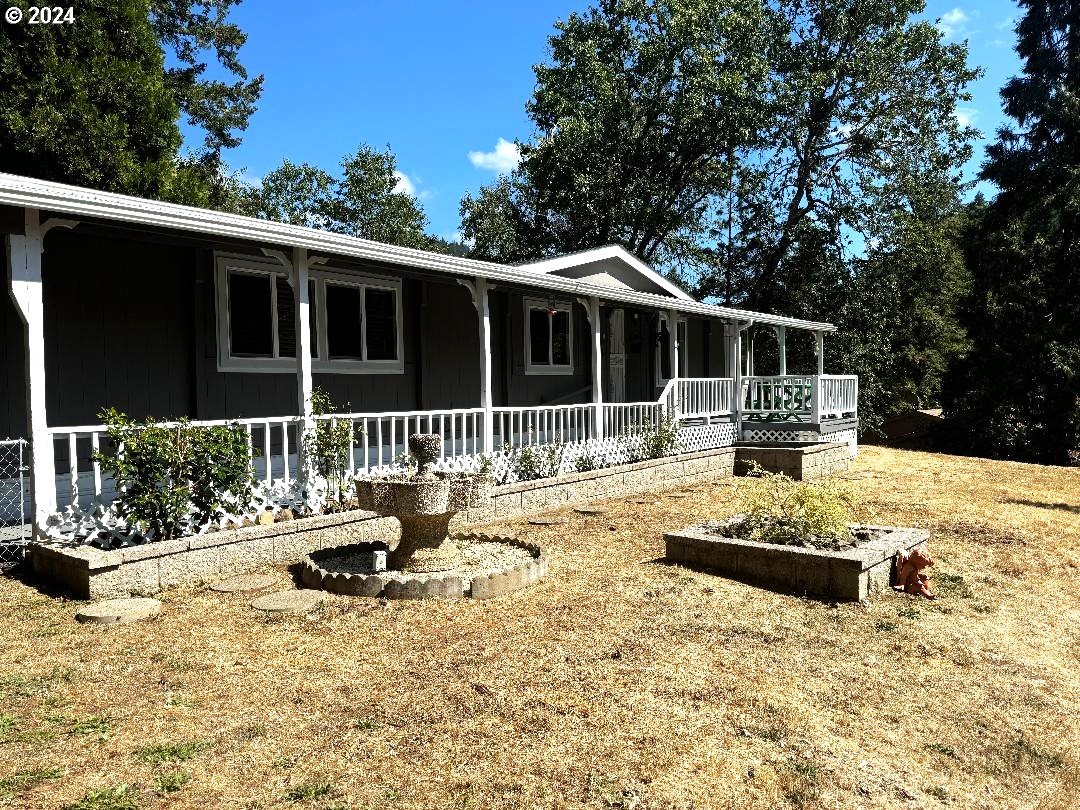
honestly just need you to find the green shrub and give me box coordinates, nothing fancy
[736,464,857,548]
[621,409,680,461]
[304,388,362,505]
[512,443,563,481]
[574,447,600,472]
[95,409,253,541]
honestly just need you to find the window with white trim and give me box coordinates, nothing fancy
[524,297,573,375]
[215,254,402,374]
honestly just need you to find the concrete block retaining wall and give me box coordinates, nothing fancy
[33,447,735,599]
[734,442,850,481]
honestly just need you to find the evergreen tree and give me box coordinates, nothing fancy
[0,0,261,203]
[0,0,181,196]
[943,2,1080,464]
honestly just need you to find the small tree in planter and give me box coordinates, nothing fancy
[94,408,253,541]
[304,388,362,509]
[733,464,860,549]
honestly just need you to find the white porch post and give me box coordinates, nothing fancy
[775,326,787,375]
[263,247,319,489]
[815,330,825,375]
[458,277,494,453]
[589,297,603,438]
[747,330,755,376]
[478,278,494,453]
[8,208,74,537]
[291,247,314,424]
[667,308,679,418]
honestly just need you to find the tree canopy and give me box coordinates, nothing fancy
[0,0,261,202]
[0,0,182,196]
[942,0,1080,464]
[242,145,433,249]
[461,0,977,311]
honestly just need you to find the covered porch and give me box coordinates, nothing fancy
[0,175,857,540]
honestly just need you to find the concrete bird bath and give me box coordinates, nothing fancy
[300,433,547,599]
[354,433,491,573]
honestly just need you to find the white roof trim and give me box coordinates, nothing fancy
[0,172,836,332]
[517,245,694,301]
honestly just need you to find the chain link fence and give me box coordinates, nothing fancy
[0,438,30,567]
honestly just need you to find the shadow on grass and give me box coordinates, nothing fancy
[1003,498,1080,514]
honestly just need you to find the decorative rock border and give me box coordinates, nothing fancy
[299,534,547,601]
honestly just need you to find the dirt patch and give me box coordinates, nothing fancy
[0,446,1078,809]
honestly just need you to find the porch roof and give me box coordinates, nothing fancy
[0,172,836,332]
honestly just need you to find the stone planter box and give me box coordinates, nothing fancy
[734,441,850,481]
[33,445,736,599]
[664,522,929,601]
[32,511,398,600]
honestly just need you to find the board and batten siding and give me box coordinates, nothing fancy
[42,229,196,427]
[0,283,28,439]
[497,290,593,406]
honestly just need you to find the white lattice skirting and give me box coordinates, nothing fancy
[740,426,858,458]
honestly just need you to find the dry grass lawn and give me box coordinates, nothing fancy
[1,446,1079,810]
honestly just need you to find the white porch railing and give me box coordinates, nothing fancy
[816,375,859,421]
[47,416,303,511]
[741,375,858,422]
[603,402,667,435]
[46,374,857,512]
[661,378,735,418]
[741,376,814,420]
[315,408,486,472]
[493,404,592,450]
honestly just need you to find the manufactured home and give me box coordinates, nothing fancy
[1,173,857,542]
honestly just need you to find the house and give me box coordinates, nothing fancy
[1,172,858,540]
[870,408,945,450]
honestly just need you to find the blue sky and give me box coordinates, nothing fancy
[203,1,1024,240]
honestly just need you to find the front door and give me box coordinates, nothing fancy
[608,308,626,402]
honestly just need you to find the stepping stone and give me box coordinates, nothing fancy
[628,498,659,505]
[527,516,569,526]
[209,573,276,594]
[250,589,326,615]
[574,506,609,515]
[75,597,161,625]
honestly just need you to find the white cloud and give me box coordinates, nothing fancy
[468,138,521,173]
[392,170,430,200]
[937,8,970,41]
[954,107,978,128]
[392,170,415,195]
[998,15,1016,31]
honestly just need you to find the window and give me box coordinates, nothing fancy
[655,314,688,385]
[215,254,401,374]
[525,298,573,375]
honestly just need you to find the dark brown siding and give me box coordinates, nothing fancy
[0,287,27,438]
[500,290,592,405]
[42,230,195,425]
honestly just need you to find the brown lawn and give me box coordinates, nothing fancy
[1,446,1078,810]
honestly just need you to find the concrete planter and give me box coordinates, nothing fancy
[664,521,929,601]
